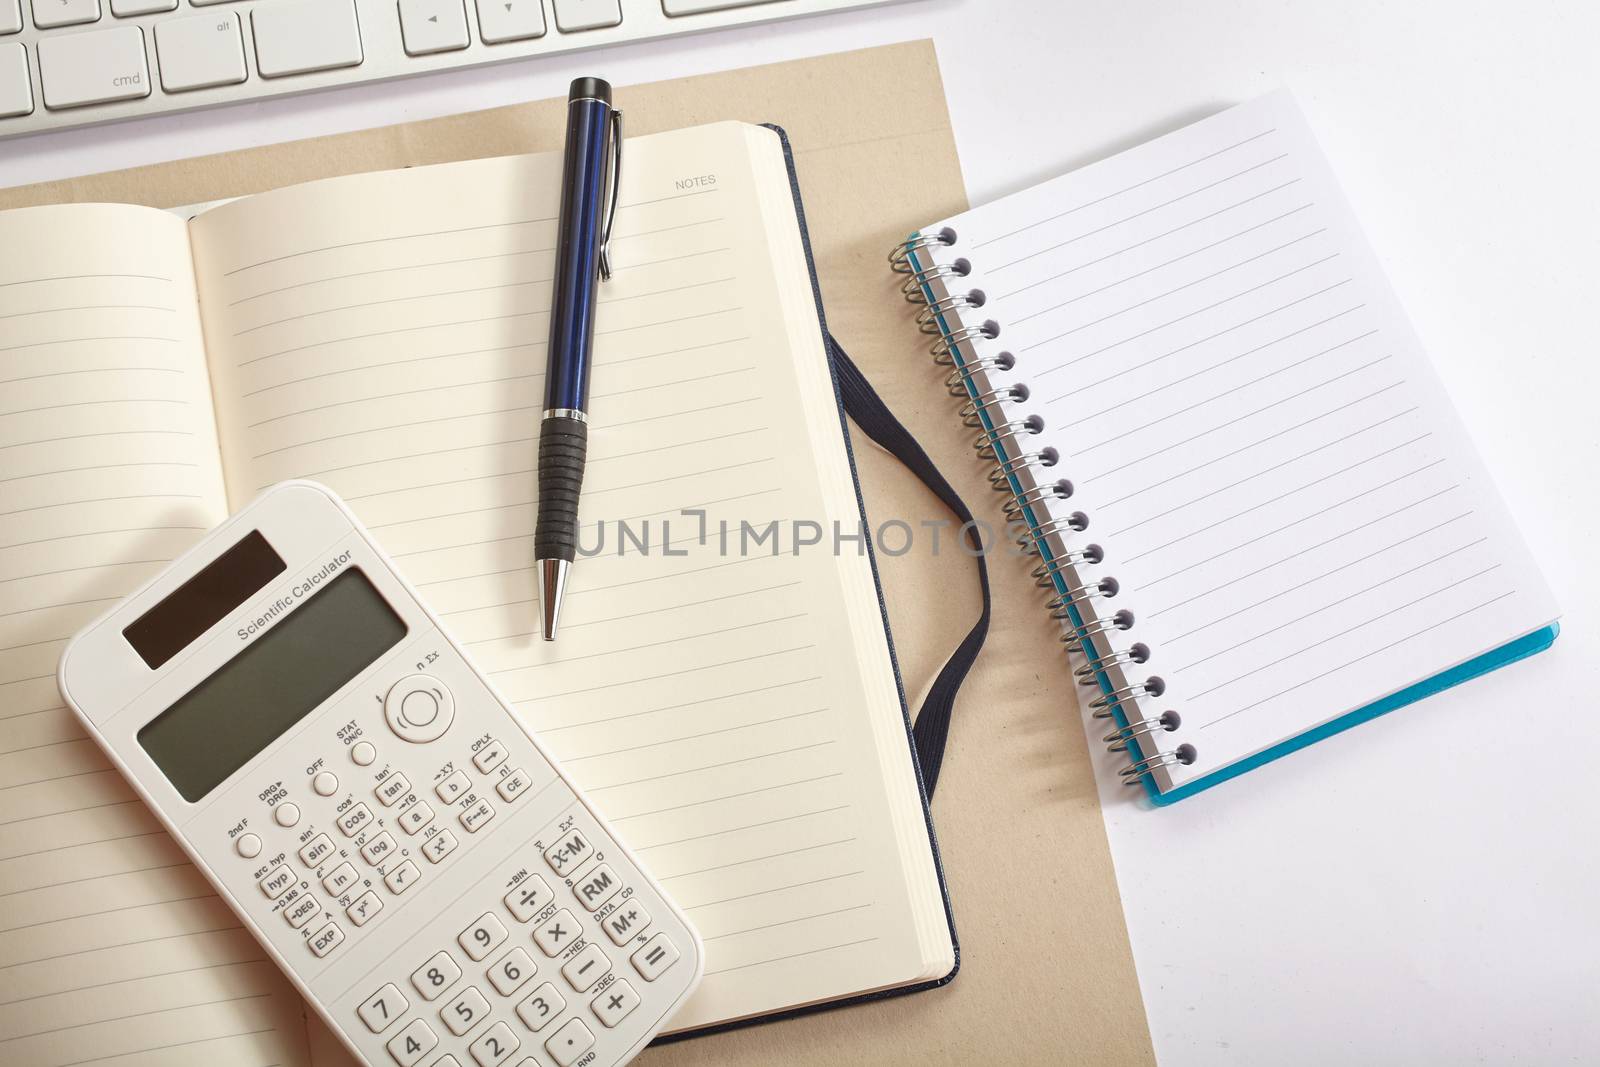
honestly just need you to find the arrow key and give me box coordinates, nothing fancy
[399,0,469,55]
[475,0,546,44]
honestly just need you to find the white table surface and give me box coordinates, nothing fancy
[6,2,1597,1063]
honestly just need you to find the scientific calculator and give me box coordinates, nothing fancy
[58,480,702,1067]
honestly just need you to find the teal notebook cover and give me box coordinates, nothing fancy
[909,241,1559,806]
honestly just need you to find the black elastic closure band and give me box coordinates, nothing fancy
[828,333,991,797]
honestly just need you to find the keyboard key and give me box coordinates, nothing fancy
[358,983,408,1033]
[399,0,468,55]
[440,985,489,1036]
[1,1,21,34]
[551,0,620,32]
[459,798,494,833]
[468,1020,519,1067]
[544,1017,595,1067]
[514,982,564,1032]
[435,770,471,804]
[384,860,420,895]
[32,0,99,29]
[412,950,461,1001]
[338,802,374,837]
[386,1018,438,1067]
[37,26,150,110]
[423,828,458,864]
[471,739,507,772]
[347,890,383,927]
[322,862,359,896]
[631,933,680,981]
[252,0,362,79]
[664,0,783,12]
[298,833,335,868]
[602,901,651,946]
[308,921,345,957]
[376,773,411,807]
[111,0,176,14]
[258,865,295,900]
[361,831,398,865]
[573,864,620,911]
[559,943,610,993]
[503,876,552,923]
[458,913,508,961]
[475,0,544,43]
[284,893,320,929]
[494,767,532,803]
[543,828,591,876]
[590,978,639,1028]
[533,908,578,956]
[399,799,434,835]
[487,947,536,995]
[0,42,25,118]
[154,9,245,92]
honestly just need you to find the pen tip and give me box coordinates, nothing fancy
[538,558,570,642]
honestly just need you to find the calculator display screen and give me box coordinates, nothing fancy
[138,568,407,802]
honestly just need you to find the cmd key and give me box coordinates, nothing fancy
[37,26,151,110]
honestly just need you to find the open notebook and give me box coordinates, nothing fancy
[0,121,955,1066]
[897,90,1559,803]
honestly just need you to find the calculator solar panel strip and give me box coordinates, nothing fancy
[0,0,911,140]
[58,481,702,1067]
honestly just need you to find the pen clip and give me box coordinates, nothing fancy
[599,107,623,280]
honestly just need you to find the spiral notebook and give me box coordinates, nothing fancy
[895,90,1560,803]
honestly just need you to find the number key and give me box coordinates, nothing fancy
[411,950,461,1001]
[458,912,507,961]
[487,947,536,995]
[468,1020,519,1067]
[385,1018,438,1067]
[440,985,489,1037]
[358,982,408,1034]
[514,981,565,1033]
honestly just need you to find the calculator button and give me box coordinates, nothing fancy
[459,798,494,833]
[468,1020,520,1067]
[458,913,508,961]
[361,831,397,865]
[298,834,335,868]
[602,902,651,946]
[351,741,377,766]
[559,943,610,993]
[384,860,420,895]
[503,876,553,923]
[542,829,592,876]
[273,802,300,827]
[322,862,359,896]
[631,933,680,981]
[514,981,565,1032]
[435,770,471,804]
[284,894,320,929]
[573,864,620,912]
[347,890,383,926]
[235,833,262,859]
[590,979,639,1028]
[386,1018,438,1067]
[308,921,345,957]
[376,773,411,807]
[258,866,295,899]
[312,771,339,796]
[399,800,434,835]
[412,950,461,1000]
[533,909,578,956]
[433,1059,462,1067]
[423,828,458,864]
[358,983,408,1033]
[544,1017,595,1067]
[385,674,455,743]
[488,946,537,995]
[495,768,532,803]
[471,739,507,773]
[440,985,490,1036]
[338,803,374,838]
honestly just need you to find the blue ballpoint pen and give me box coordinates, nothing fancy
[536,76,623,641]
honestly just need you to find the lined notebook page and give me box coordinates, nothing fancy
[935,91,1557,789]
[186,123,941,1029]
[0,207,310,1066]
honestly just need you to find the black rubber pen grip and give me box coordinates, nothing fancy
[536,416,588,563]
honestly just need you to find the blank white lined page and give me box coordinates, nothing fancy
[0,206,310,1067]
[930,91,1557,789]
[187,124,937,1028]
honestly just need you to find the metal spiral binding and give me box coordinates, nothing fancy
[891,225,1196,789]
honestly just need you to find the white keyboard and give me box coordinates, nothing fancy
[0,0,906,140]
